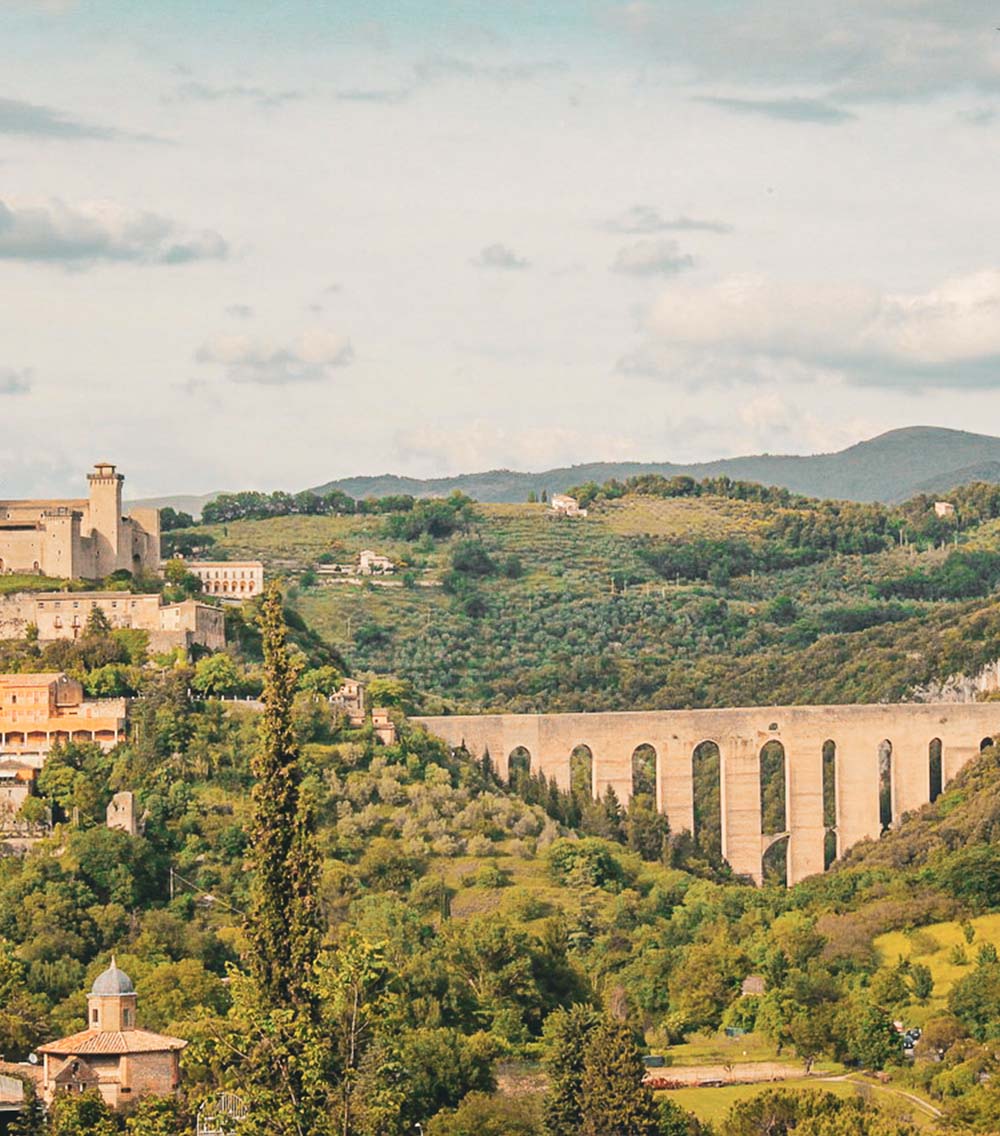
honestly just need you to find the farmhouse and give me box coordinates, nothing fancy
[550,494,587,518]
[0,463,159,579]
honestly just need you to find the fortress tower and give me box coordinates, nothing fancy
[86,462,125,575]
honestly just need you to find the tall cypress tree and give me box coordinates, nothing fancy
[245,582,320,1008]
[579,1018,658,1136]
[541,1003,599,1136]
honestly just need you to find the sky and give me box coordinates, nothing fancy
[3,1,1000,497]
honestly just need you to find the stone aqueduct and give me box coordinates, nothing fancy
[413,704,1000,885]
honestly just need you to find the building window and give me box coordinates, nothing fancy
[91,1008,99,1024]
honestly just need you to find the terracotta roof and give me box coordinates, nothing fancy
[0,1062,43,1086]
[37,1029,186,1056]
[0,673,65,686]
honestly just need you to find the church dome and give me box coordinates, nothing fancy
[90,957,134,996]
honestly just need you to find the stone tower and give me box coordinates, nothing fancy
[87,957,137,1032]
[87,462,124,575]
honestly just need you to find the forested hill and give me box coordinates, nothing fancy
[307,427,1000,506]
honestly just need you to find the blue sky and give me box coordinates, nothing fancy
[3,1,1000,496]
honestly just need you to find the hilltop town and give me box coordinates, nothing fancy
[4,460,1000,1134]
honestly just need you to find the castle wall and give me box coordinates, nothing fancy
[413,704,1000,885]
[0,466,159,581]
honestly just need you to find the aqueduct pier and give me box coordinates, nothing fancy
[413,704,1000,885]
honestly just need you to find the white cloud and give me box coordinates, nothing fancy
[604,206,732,234]
[0,367,31,395]
[0,198,228,265]
[613,238,694,277]
[472,243,530,270]
[196,330,354,385]
[630,270,1000,387]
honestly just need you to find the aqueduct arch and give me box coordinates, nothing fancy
[413,704,1000,885]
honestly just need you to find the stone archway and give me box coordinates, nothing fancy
[692,740,722,862]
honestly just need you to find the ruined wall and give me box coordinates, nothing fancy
[413,704,1000,885]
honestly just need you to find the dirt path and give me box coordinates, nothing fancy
[818,1074,943,1118]
[645,1061,810,1086]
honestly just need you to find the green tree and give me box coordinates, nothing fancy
[192,653,242,698]
[428,1091,541,1136]
[542,1003,600,1136]
[124,1096,188,1136]
[579,1018,658,1136]
[245,582,320,1009]
[909,962,933,1002]
[840,998,899,1070]
[48,1091,120,1136]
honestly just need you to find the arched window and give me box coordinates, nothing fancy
[631,743,657,803]
[878,739,893,832]
[822,740,837,869]
[929,738,943,802]
[692,741,722,863]
[507,746,531,788]
[570,744,593,799]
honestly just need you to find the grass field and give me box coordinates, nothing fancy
[664,1074,938,1128]
[0,572,66,595]
[875,912,1000,1020]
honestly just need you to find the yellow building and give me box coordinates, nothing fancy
[0,673,126,760]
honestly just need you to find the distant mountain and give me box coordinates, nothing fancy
[126,427,1000,518]
[310,427,1000,506]
[894,460,1000,501]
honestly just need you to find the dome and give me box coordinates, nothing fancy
[90,957,134,996]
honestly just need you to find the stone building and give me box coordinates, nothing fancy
[106,791,138,835]
[187,560,263,599]
[0,591,225,652]
[0,759,36,825]
[37,959,186,1109]
[330,678,365,726]
[550,494,587,518]
[0,673,126,760]
[358,550,393,575]
[0,463,160,579]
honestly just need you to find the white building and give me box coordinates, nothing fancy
[188,560,264,600]
[550,494,587,518]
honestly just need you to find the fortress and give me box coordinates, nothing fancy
[414,703,1000,886]
[0,463,159,579]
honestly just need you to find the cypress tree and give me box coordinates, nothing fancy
[579,1018,658,1136]
[245,582,320,1009]
[541,1003,599,1136]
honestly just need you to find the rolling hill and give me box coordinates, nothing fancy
[126,426,1000,516]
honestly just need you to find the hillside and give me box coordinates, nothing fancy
[173,481,1000,714]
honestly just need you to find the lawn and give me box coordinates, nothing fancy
[875,912,1000,1020]
[664,1074,938,1128]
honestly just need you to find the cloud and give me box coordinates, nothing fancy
[612,3,1000,104]
[0,96,127,140]
[196,330,354,385]
[171,81,302,109]
[612,238,694,277]
[226,304,254,319]
[472,243,530,270]
[695,95,855,124]
[0,198,228,265]
[604,206,732,234]
[336,87,410,105]
[0,367,31,395]
[625,269,1000,388]
[414,56,563,85]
